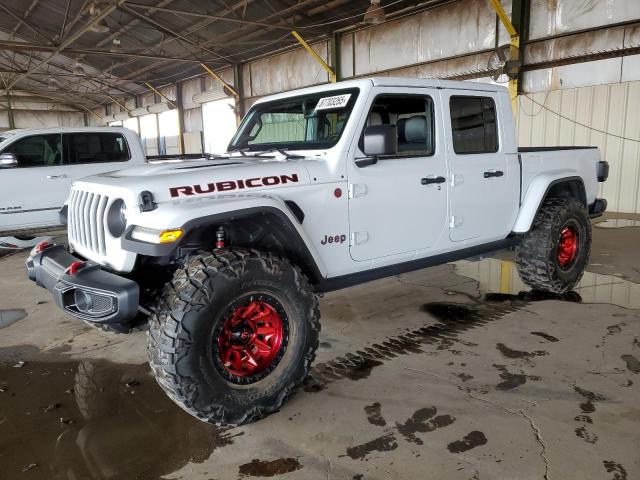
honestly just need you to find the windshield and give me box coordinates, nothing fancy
[229,88,359,151]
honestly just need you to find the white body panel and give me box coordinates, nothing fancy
[54,78,603,281]
[0,127,146,236]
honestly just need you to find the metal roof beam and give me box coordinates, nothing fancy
[124,3,324,33]
[1,1,123,93]
[0,40,214,64]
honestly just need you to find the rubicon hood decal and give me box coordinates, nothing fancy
[170,173,300,198]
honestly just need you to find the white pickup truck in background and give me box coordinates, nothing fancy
[0,127,147,238]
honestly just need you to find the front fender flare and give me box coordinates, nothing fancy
[121,195,327,281]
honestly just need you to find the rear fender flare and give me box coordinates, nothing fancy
[512,174,586,233]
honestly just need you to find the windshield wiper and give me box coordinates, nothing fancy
[204,153,231,160]
[227,146,248,156]
[276,148,305,159]
[249,148,304,159]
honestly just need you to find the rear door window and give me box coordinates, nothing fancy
[1,134,63,167]
[450,96,498,154]
[65,132,130,164]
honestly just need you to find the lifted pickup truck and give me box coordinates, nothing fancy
[26,77,608,425]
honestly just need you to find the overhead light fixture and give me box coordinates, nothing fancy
[88,3,110,33]
[72,59,85,76]
[90,22,110,33]
[110,38,121,52]
[47,77,57,90]
[363,0,385,25]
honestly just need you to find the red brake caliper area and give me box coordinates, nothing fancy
[218,301,284,377]
[557,226,578,266]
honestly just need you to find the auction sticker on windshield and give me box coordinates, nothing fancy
[315,94,351,111]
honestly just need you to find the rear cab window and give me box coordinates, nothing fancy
[64,132,131,164]
[450,96,498,154]
[359,94,435,157]
[1,134,63,167]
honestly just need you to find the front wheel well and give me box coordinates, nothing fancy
[180,209,323,285]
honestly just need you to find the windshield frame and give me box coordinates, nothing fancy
[228,87,360,152]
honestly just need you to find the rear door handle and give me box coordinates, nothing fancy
[47,174,68,179]
[483,170,504,178]
[421,176,446,185]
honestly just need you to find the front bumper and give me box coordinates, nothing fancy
[25,244,139,324]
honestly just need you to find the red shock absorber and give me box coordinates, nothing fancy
[215,226,225,249]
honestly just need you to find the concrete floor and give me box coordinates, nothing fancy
[0,216,639,480]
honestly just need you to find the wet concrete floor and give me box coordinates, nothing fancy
[0,216,639,479]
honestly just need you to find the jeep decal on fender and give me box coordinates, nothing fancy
[169,173,299,198]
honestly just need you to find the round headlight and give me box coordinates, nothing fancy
[119,200,127,226]
[107,199,127,238]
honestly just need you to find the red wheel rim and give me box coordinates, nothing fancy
[557,226,578,267]
[217,300,285,378]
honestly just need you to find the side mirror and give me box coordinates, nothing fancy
[0,152,17,168]
[357,125,397,167]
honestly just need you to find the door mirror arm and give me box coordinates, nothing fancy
[355,156,378,168]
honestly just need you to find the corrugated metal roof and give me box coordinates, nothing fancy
[0,0,442,111]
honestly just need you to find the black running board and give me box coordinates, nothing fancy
[316,237,519,293]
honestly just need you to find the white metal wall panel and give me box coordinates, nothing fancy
[529,0,640,40]
[13,111,84,128]
[181,78,203,110]
[204,67,234,91]
[0,110,9,129]
[246,41,329,98]
[352,0,500,78]
[517,81,640,213]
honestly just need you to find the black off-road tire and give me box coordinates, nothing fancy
[515,197,591,293]
[148,248,320,425]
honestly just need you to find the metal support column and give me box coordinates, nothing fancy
[291,31,336,83]
[6,91,15,129]
[176,81,186,154]
[490,0,520,114]
[234,63,244,125]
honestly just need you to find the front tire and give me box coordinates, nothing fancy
[148,249,320,425]
[515,197,591,293]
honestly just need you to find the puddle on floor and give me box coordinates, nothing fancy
[0,359,237,479]
[0,309,27,329]
[594,218,640,229]
[452,258,640,310]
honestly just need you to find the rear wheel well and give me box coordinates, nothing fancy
[181,211,322,285]
[544,178,587,206]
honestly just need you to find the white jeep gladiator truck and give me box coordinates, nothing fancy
[26,77,609,425]
[0,127,147,237]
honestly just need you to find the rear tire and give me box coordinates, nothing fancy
[515,197,591,293]
[148,248,320,425]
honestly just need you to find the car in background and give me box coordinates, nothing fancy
[0,127,147,238]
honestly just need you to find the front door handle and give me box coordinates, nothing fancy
[47,174,68,179]
[421,176,446,185]
[483,170,504,178]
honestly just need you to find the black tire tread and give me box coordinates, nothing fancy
[147,248,320,425]
[516,197,591,293]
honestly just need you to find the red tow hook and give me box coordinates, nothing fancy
[34,241,51,253]
[65,261,86,276]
